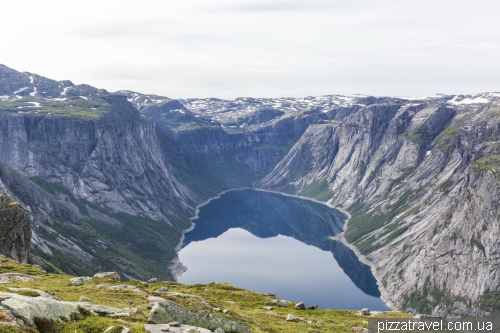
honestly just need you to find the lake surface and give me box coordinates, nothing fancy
[178,189,389,310]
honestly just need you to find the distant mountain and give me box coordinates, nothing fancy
[1,63,499,315]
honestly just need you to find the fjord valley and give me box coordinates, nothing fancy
[1,63,500,319]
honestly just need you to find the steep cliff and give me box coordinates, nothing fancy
[0,65,309,281]
[259,94,500,315]
[0,191,31,263]
[3,63,500,314]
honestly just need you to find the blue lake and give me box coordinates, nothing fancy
[178,189,389,311]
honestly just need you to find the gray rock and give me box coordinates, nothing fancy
[144,324,211,333]
[156,287,169,293]
[91,305,129,316]
[264,306,273,311]
[148,278,159,283]
[223,309,231,314]
[70,276,93,286]
[1,294,88,326]
[0,192,31,263]
[307,304,318,310]
[93,272,120,282]
[131,308,144,315]
[294,302,306,310]
[79,296,93,303]
[0,273,40,283]
[285,313,304,322]
[214,328,225,333]
[361,308,370,316]
[264,299,288,307]
[148,300,250,333]
[168,321,181,327]
[213,308,222,312]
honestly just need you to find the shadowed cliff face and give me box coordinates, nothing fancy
[0,191,31,263]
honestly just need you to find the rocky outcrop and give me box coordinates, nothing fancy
[148,300,250,333]
[0,191,31,263]
[259,96,500,315]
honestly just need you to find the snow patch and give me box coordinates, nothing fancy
[61,87,71,96]
[29,86,37,97]
[14,87,28,94]
[426,150,432,156]
[447,96,490,105]
[79,96,88,100]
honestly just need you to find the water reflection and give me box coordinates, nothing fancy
[179,189,388,310]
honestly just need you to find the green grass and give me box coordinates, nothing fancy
[28,176,188,281]
[299,178,335,202]
[474,155,500,173]
[0,96,109,119]
[387,167,415,192]
[0,257,411,333]
[346,188,422,254]
[479,292,500,311]
[438,180,454,194]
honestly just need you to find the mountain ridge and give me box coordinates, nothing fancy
[1,63,500,315]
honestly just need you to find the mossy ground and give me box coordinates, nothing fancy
[0,257,409,332]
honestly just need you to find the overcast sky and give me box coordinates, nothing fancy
[1,0,499,99]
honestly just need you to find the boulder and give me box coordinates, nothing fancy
[144,324,211,333]
[168,321,181,327]
[104,285,146,294]
[361,308,370,316]
[70,276,93,286]
[148,278,158,283]
[155,287,169,293]
[214,328,225,333]
[294,302,306,310]
[91,305,129,317]
[307,304,318,310]
[0,273,40,283]
[79,296,92,303]
[264,299,288,307]
[148,300,250,333]
[148,295,167,305]
[93,272,120,282]
[0,295,88,326]
[164,292,197,298]
[285,313,304,322]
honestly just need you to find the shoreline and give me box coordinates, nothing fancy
[169,187,393,310]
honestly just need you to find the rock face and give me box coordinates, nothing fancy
[1,294,84,326]
[0,191,31,263]
[258,94,500,315]
[2,64,500,316]
[148,300,250,333]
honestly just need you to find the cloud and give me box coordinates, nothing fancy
[213,0,351,12]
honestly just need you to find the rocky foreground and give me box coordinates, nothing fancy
[0,256,409,333]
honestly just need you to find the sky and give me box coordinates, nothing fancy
[1,0,499,99]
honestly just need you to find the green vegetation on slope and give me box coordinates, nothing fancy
[346,188,422,255]
[29,176,189,281]
[0,96,109,119]
[0,257,410,333]
[299,178,335,202]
